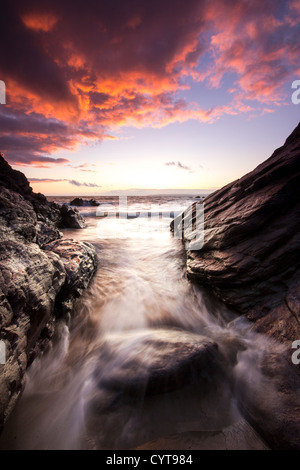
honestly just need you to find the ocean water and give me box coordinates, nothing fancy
[0,195,273,450]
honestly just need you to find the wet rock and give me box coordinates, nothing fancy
[92,329,225,397]
[86,328,232,449]
[59,204,86,229]
[0,155,98,431]
[172,122,300,342]
[44,239,98,316]
[0,240,66,427]
[70,197,85,206]
[235,350,300,450]
[70,198,99,207]
[0,188,37,243]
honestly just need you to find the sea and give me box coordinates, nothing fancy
[0,195,272,450]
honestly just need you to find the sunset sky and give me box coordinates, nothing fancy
[0,0,299,195]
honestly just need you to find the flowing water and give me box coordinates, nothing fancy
[0,196,275,450]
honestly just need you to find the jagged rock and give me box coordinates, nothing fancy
[172,122,300,343]
[0,188,37,243]
[0,240,66,427]
[0,154,98,432]
[44,239,98,316]
[59,204,86,229]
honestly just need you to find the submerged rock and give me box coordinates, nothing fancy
[85,328,233,449]
[0,154,98,431]
[70,198,99,207]
[172,122,300,343]
[235,351,300,450]
[91,329,226,398]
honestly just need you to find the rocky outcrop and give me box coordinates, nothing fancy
[172,122,300,343]
[70,197,99,207]
[0,154,98,432]
[0,153,86,239]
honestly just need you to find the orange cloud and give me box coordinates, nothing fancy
[0,0,298,166]
[22,12,59,32]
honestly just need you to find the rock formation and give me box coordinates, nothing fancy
[70,197,99,207]
[172,122,300,343]
[0,154,98,432]
[171,122,300,449]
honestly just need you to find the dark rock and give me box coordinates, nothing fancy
[0,188,37,243]
[70,197,99,207]
[172,122,300,343]
[235,350,300,450]
[0,240,66,426]
[89,199,99,207]
[0,154,86,238]
[85,328,231,449]
[0,154,98,432]
[70,197,85,206]
[92,329,224,397]
[59,204,86,229]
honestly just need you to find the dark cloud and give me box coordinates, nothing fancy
[29,177,101,187]
[69,180,101,188]
[165,161,191,171]
[0,0,298,165]
[0,107,100,166]
[28,178,68,182]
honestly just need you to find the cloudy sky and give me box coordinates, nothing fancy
[0,0,299,195]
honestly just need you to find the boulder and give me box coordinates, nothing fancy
[91,329,225,397]
[70,198,99,207]
[59,204,86,229]
[172,122,300,343]
[70,197,85,206]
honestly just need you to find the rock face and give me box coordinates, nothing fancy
[172,122,300,343]
[0,154,98,432]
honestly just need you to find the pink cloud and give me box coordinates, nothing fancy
[0,0,298,165]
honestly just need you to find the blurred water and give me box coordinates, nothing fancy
[0,196,272,450]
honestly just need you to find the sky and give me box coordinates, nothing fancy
[0,0,299,196]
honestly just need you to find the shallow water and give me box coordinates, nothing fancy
[0,196,273,449]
